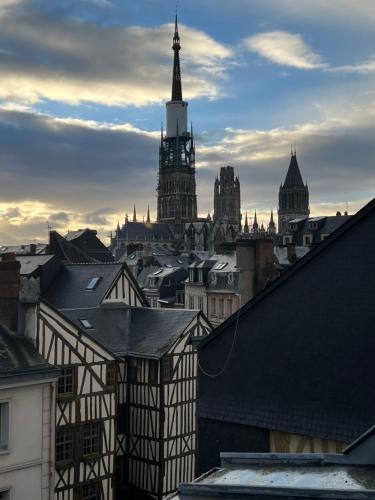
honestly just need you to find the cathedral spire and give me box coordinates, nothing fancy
[244,211,249,234]
[171,13,182,101]
[133,204,137,223]
[253,209,259,232]
[146,205,151,223]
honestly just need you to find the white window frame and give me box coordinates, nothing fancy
[0,400,11,454]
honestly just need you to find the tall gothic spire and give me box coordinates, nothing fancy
[133,204,137,223]
[171,14,182,101]
[244,212,249,234]
[146,205,151,223]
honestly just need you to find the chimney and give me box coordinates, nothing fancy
[0,253,21,332]
[236,238,276,305]
[236,240,256,304]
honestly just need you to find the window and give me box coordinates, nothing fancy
[128,358,138,383]
[176,290,184,305]
[83,423,102,456]
[0,402,9,451]
[198,297,204,311]
[106,362,117,388]
[149,360,158,385]
[86,277,101,290]
[82,481,101,500]
[162,355,173,382]
[214,263,228,271]
[56,426,74,465]
[117,404,127,434]
[321,233,330,241]
[227,299,232,316]
[79,318,93,329]
[303,234,312,246]
[189,296,194,309]
[283,235,293,245]
[189,269,194,282]
[57,367,76,397]
[210,297,216,315]
[198,270,203,282]
[0,491,10,500]
[219,298,224,316]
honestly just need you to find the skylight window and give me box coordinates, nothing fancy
[79,319,93,329]
[177,259,183,264]
[152,269,163,276]
[214,263,228,270]
[85,277,101,290]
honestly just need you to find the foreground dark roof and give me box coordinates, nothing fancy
[198,198,375,444]
[43,263,123,309]
[0,324,59,385]
[61,305,198,358]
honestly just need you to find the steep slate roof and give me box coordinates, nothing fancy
[283,153,305,188]
[61,305,198,359]
[17,255,57,277]
[43,263,123,309]
[118,222,174,241]
[198,198,375,444]
[0,323,60,385]
[64,229,114,263]
[48,230,96,263]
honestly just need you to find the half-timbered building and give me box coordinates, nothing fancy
[18,257,211,498]
[197,198,375,474]
[58,304,212,499]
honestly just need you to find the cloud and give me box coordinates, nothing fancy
[84,207,116,226]
[329,57,375,74]
[0,5,234,107]
[244,31,326,70]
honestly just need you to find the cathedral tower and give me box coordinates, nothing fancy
[278,150,309,233]
[157,15,197,237]
[213,166,241,227]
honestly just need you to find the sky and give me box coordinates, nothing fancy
[0,0,375,243]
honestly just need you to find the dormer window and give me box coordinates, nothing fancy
[303,234,313,246]
[283,235,293,245]
[290,223,298,231]
[308,222,318,230]
[85,277,101,290]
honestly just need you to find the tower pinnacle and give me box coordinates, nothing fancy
[172,14,182,101]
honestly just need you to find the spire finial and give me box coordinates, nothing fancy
[171,9,182,101]
[133,204,137,223]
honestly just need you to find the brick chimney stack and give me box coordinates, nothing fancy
[0,253,21,331]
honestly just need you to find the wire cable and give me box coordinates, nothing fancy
[198,300,242,378]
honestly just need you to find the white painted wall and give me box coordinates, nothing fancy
[166,101,188,137]
[0,381,56,500]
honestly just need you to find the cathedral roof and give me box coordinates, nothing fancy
[118,221,174,241]
[283,153,305,188]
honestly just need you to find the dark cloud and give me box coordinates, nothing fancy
[0,109,158,211]
[84,207,115,225]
